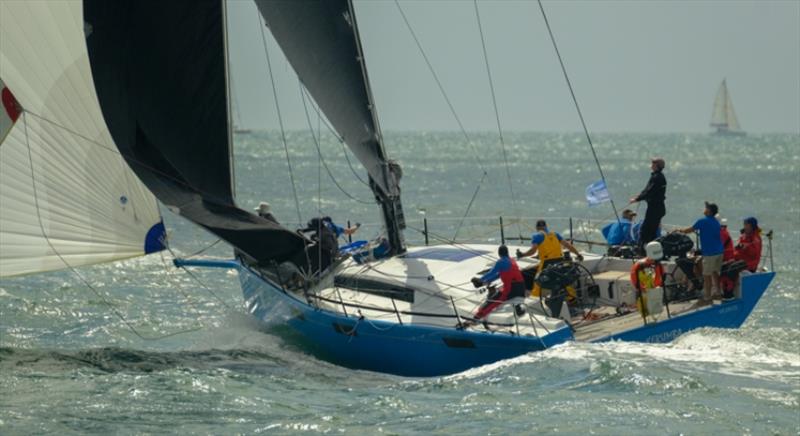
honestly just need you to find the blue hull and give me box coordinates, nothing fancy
[237,262,774,377]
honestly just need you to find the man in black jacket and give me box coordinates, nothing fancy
[630,157,667,252]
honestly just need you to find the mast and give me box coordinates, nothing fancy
[346,0,406,255]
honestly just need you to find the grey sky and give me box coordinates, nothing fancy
[227,0,800,134]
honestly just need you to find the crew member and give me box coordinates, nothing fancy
[735,216,763,272]
[630,157,667,252]
[517,219,583,298]
[254,201,279,224]
[675,202,724,305]
[602,209,636,245]
[719,216,735,261]
[718,215,737,295]
[630,241,665,319]
[322,216,361,240]
[471,245,526,320]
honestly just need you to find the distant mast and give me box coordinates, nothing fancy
[710,79,745,136]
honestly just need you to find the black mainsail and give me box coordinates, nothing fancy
[83,0,308,266]
[254,0,407,254]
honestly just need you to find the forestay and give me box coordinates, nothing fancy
[0,1,165,277]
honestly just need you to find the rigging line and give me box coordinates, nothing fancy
[257,15,314,273]
[257,15,304,227]
[22,110,221,205]
[406,224,498,262]
[20,112,202,341]
[395,0,489,240]
[186,238,223,258]
[166,245,234,310]
[393,0,486,174]
[452,171,488,241]
[473,0,523,238]
[157,251,215,323]
[298,82,373,205]
[300,86,371,188]
[537,0,621,224]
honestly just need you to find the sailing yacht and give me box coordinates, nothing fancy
[1,0,774,377]
[710,79,746,136]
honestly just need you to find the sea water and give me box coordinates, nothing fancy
[1,132,798,434]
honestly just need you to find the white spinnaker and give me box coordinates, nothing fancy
[0,1,164,277]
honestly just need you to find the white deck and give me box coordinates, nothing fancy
[293,243,705,341]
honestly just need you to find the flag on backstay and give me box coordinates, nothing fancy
[585,180,610,207]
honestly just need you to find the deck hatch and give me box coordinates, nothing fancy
[334,275,415,303]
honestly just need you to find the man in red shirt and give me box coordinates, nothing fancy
[471,245,526,320]
[735,217,763,272]
[719,216,735,261]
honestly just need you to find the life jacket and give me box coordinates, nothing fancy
[537,230,563,262]
[734,232,762,272]
[499,258,524,292]
[630,258,664,292]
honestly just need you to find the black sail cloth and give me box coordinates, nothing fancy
[83,0,308,265]
[255,0,406,254]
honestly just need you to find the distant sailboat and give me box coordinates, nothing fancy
[710,79,746,136]
[230,76,252,135]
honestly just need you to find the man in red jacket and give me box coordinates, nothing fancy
[719,216,735,261]
[471,245,526,320]
[735,217,763,272]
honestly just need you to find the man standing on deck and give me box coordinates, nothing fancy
[630,157,667,253]
[675,202,724,305]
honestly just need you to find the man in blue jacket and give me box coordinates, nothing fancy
[602,209,636,246]
[675,202,724,305]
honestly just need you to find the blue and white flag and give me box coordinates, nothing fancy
[585,180,610,207]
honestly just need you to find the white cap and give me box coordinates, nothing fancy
[254,201,271,215]
[645,241,664,261]
[715,214,728,226]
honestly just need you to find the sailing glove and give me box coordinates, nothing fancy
[515,249,524,259]
[471,277,484,288]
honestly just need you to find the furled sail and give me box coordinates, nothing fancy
[83,0,308,266]
[254,0,406,253]
[0,1,166,277]
[710,79,742,132]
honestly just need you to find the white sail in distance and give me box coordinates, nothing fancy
[710,79,743,133]
[0,1,166,277]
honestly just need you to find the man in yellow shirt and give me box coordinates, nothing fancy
[517,220,583,298]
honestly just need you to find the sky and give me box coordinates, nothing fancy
[227,0,800,134]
